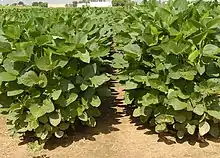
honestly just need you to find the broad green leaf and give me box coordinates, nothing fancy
[42,99,54,113]
[4,24,20,39]
[49,112,62,126]
[155,114,174,124]
[203,44,220,57]
[29,104,45,119]
[36,35,52,46]
[60,79,75,92]
[173,0,188,12]
[82,64,97,79]
[7,89,24,96]
[7,50,32,62]
[90,47,109,58]
[38,73,47,88]
[52,90,62,100]
[199,121,210,136]
[186,124,196,135]
[18,71,39,87]
[124,81,138,90]
[74,50,90,63]
[0,41,12,52]
[193,104,205,116]
[0,72,16,82]
[188,50,199,63]
[35,56,54,71]
[168,98,188,111]
[139,93,159,107]
[26,114,39,131]
[123,43,142,59]
[90,74,109,87]
[90,95,101,107]
[56,93,78,107]
[155,123,167,133]
[133,107,141,117]
[3,59,19,75]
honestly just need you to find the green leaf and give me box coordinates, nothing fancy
[173,0,188,11]
[26,114,39,131]
[155,114,174,124]
[139,93,159,106]
[174,115,186,123]
[42,99,54,113]
[90,95,101,107]
[177,130,185,139]
[38,73,47,88]
[29,104,45,119]
[168,98,188,111]
[0,41,12,52]
[36,35,52,46]
[123,43,142,59]
[52,90,62,100]
[91,47,109,58]
[7,89,24,96]
[203,44,220,57]
[56,93,78,107]
[87,108,101,117]
[18,71,39,87]
[133,107,141,117]
[78,112,88,121]
[35,56,54,71]
[186,124,196,135]
[188,50,199,63]
[0,72,16,82]
[54,131,64,138]
[60,79,75,92]
[193,104,205,116]
[49,112,62,126]
[82,64,97,79]
[90,74,109,88]
[75,50,90,63]
[4,24,20,39]
[206,17,220,28]
[199,121,210,136]
[7,49,32,62]
[59,123,70,131]
[124,81,138,90]
[155,123,167,133]
[3,59,19,75]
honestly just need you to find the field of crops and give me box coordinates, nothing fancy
[0,0,220,153]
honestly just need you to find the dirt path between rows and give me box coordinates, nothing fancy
[1,85,220,158]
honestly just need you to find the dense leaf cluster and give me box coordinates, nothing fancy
[113,0,220,139]
[0,8,113,146]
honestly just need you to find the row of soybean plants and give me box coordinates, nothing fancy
[0,8,114,149]
[113,0,220,139]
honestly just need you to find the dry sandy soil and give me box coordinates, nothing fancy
[1,85,220,158]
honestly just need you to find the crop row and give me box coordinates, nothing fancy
[0,0,220,149]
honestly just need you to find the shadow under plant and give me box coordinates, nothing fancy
[18,80,122,151]
[126,108,220,148]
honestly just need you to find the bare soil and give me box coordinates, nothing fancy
[1,85,220,158]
